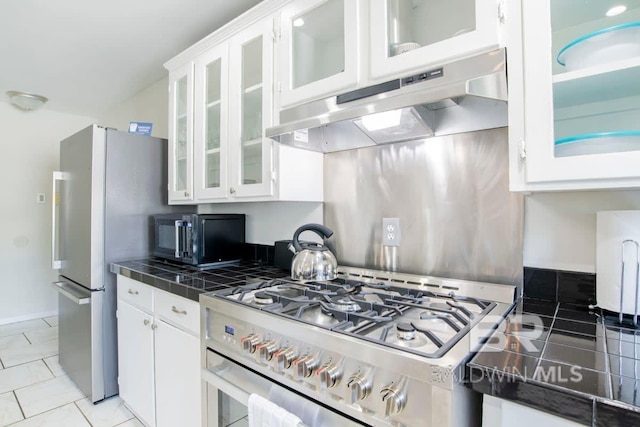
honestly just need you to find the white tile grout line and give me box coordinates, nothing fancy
[5,401,86,427]
[113,416,140,427]
[43,357,57,377]
[12,390,26,422]
[0,350,60,372]
[23,332,32,345]
[0,356,59,374]
[43,318,57,328]
[0,331,51,342]
[74,400,96,427]
[75,395,140,427]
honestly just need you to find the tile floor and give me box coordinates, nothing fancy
[0,317,142,427]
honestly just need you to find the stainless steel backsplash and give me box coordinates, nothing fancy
[323,127,523,287]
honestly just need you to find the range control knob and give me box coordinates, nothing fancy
[240,333,261,354]
[257,340,278,362]
[380,382,407,416]
[317,362,341,389]
[347,372,371,403]
[275,346,296,371]
[294,355,318,379]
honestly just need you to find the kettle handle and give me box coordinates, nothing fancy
[292,224,334,252]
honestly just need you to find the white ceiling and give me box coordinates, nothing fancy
[0,0,262,116]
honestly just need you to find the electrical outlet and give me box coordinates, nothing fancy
[382,218,401,247]
[37,193,46,204]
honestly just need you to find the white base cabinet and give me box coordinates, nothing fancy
[483,395,586,427]
[116,276,201,427]
[117,301,155,427]
[155,320,200,427]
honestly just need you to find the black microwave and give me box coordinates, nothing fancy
[153,214,246,266]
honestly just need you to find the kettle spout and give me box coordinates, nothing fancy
[288,242,297,255]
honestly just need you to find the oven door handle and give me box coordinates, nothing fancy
[203,356,310,427]
[202,368,250,407]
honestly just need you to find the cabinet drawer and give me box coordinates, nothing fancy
[154,289,200,335]
[117,276,153,312]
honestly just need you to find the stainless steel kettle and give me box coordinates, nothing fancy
[289,223,337,281]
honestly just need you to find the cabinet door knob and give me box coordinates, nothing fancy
[128,289,139,295]
[143,319,150,326]
[172,306,187,315]
[184,191,190,197]
[229,187,236,195]
[151,323,158,331]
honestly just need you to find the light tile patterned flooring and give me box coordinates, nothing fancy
[0,317,142,427]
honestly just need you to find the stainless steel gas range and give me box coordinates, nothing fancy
[201,266,515,427]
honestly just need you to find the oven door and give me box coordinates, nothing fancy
[203,349,367,427]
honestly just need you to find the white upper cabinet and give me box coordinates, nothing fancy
[277,0,361,108]
[368,0,503,80]
[168,62,194,203]
[193,43,229,201]
[516,0,640,190]
[165,4,324,204]
[228,21,275,198]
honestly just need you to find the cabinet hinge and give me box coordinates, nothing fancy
[498,0,506,23]
[519,140,527,160]
[272,29,281,42]
[277,82,282,93]
[271,170,277,182]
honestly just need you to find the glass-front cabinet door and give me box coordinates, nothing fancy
[278,0,360,108]
[228,19,274,198]
[168,62,194,203]
[369,0,501,80]
[522,0,640,186]
[194,44,229,200]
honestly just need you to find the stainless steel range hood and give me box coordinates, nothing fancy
[266,49,508,153]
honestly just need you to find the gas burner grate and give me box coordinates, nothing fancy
[212,275,499,358]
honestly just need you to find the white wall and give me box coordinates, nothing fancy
[198,202,323,245]
[0,102,95,324]
[98,77,169,138]
[524,190,640,273]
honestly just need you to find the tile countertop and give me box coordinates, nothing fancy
[110,259,291,302]
[467,298,640,426]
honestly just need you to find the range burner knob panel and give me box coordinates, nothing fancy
[318,362,341,389]
[240,333,261,354]
[347,372,371,403]
[294,355,318,379]
[257,340,278,363]
[275,347,296,371]
[380,381,407,417]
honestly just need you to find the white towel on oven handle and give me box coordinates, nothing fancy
[248,393,305,427]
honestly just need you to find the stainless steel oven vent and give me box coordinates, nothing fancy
[266,49,508,153]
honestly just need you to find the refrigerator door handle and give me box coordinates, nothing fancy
[52,281,91,305]
[52,171,67,269]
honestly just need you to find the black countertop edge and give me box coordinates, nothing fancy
[467,367,640,426]
[110,259,290,303]
[467,296,640,426]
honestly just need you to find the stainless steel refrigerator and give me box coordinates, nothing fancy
[51,124,187,403]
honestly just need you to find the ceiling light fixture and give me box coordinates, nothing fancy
[606,5,627,16]
[6,91,48,111]
[293,18,305,27]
